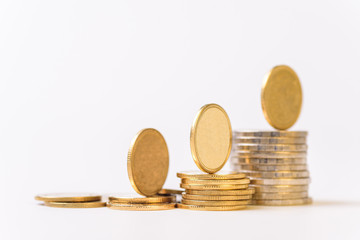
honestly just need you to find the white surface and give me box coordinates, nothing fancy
[1,0,360,239]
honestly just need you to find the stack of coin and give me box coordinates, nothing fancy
[107,193,176,210]
[35,193,106,208]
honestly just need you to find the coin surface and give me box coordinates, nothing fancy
[234,130,307,138]
[231,157,307,165]
[250,178,311,185]
[108,193,176,204]
[190,104,232,173]
[182,194,252,201]
[181,178,250,185]
[253,191,308,200]
[240,170,309,178]
[182,199,249,206]
[233,164,307,171]
[234,144,307,152]
[44,201,106,208]
[232,151,307,159]
[251,197,312,206]
[185,188,255,196]
[177,171,245,180]
[108,202,176,211]
[261,65,302,130]
[180,183,249,190]
[177,203,246,211]
[158,189,184,195]
[127,128,169,196]
[234,137,307,144]
[35,193,102,202]
[250,185,308,193]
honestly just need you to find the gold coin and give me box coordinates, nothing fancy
[231,157,307,165]
[181,178,250,185]
[158,189,184,195]
[44,201,106,208]
[180,183,248,190]
[35,193,101,202]
[253,191,308,200]
[177,203,246,211]
[177,171,245,180]
[251,197,312,206]
[127,128,169,196]
[232,151,307,159]
[234,137,307,144]
[185,188,255,196]
[108,202,176,211]
[261,65,302,130]
[182,193,252,201]
[190,104,232,173]
[250,178,311,185]
[250,185,308,193]
[232,164,307,171]
[182,199,249,206]
[240,170,309,178]
[234,130,307,138]
[234,144,307,152]
[108,193,176,204]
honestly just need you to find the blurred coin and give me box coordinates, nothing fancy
[231,157,307,165]
[182,194,252,201]
[108,193,175,204]
[181,178,250,185]
[185,188,255,196]
[177,171,245,180]
[250,178,310,185]
[35,193,101,202]
[108,202,176,211]
[241,170,309,178]
[44,201,106,208]
[177,203,246,211]
[232,164,307,171]
[234,144,307,152]
[250,185,308,193]
[232,151,307,159]
[180,183,249,190]
[251,197,312,206]
[234,130,307,138]
[182,199,249,206]
[253,191,308,200]
[234,137,306,144]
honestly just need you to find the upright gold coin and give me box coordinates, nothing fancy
[108,193,175,204]
[108,202,176,211]
[127,128,169,196]
[35,193,102,202]
[177,203,246,211]
[44,201,106,208]
[261,65,302,130]
[190,104,232,173]
[177,171,245,180]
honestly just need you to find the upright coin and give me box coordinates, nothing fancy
[127,128,169,196]
[261,65,302,130]
[35,193,102,202]
[190,104,232,173]
[177,171,245,180]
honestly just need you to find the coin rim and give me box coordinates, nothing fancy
[43,201,106,208]
[177,203,246,211]
[35,193,102,202]
[177,171,245,180]
[108,194,175,204]
[107,202,176,211]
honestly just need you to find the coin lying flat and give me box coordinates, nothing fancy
[250,178,311,185]
[182,194,252,201]
[182,199,249,206]
[190,104,232,173]
[241,170,309,178]
[250,185,308,193]
[261,65,303,130]
[234,137,307,144]
[232,164,307,171]
[35,193,102,202]
[127,128,169,196]
[177,203,246,211]
[251,198,312,206]
[180,183,249,190]
[185,188,255,196]
[177,171,245,180]
[108,193,176,204]
[233,151,307,159]
[234,130,307,138]
[44,201,106,208]
[181,178,250,185]
[253,191,308,200]
[108,202,176,211]
[234,144,307,152]
[231,157,307,165]
[158,189,184,195]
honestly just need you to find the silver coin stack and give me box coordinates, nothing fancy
[230,130,312,206]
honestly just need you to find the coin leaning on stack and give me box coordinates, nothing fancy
[230,130,312,206]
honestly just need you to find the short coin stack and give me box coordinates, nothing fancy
[230,130,312,206]
[35,193,106,208]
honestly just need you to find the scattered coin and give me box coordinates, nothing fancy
[44,201,106,208]
[107,202,176,211]
[108,193,176,204]
[234,137,307,144]
[234,130,307,138]
[185,188,255,196]
[180,183,249,190]
[182,194,252,201]
[251,198,313,206]
[253,191,308,200]
[177,203,246,211]
[234,144,307,152]
[250,178,311,185]
[35,193,102,202]
[181,178,250,185]
[177,171,245,180]
[241,170,309,178]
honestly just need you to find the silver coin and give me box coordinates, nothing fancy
[251,197,313,206]
[240,170,310,178]
[231,163,308,171]
[232,151,307,159]
[234,137,307,144]
[253,191,308,200]
[250,185,309,193]
[234,130,308,138]
[230,157,307,165]
[250,178,311,185]
[233,144,307,152]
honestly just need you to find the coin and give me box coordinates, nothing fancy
[185,188,255,196]
[232,164,307,171]
[127,128,169,196]
[108,194,176,204]
[250,178,311,185]
[181,178,250,185]
[240,170,309,178]
[234,137,307,144]
[234,130,307,138]
[182,199,249,206]
[261,65,302,130]
[180,183,249,190]
[177,203,246,211]
[158,189,184,195]
[177,171,245,180]
[35,193,102,202]
[251,198,312,206]
[44,201,106,208]
[190,104,232,173]
[231,157,307,165]
[234,144,307,152]
[253,191,308,200]
[182,194,252,201]
[250,185,308,193]
[107,202,176,211]
[232,151,307,159]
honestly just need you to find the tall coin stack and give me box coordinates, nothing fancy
[177,104,254,211]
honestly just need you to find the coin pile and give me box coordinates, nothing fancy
[35,193,106,208]
[230,130,312,206]
[107,193,176,210]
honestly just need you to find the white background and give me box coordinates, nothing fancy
[1,0,360,239]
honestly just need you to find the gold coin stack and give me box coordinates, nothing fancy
[35,193,106,208]
[230,130,312,206]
